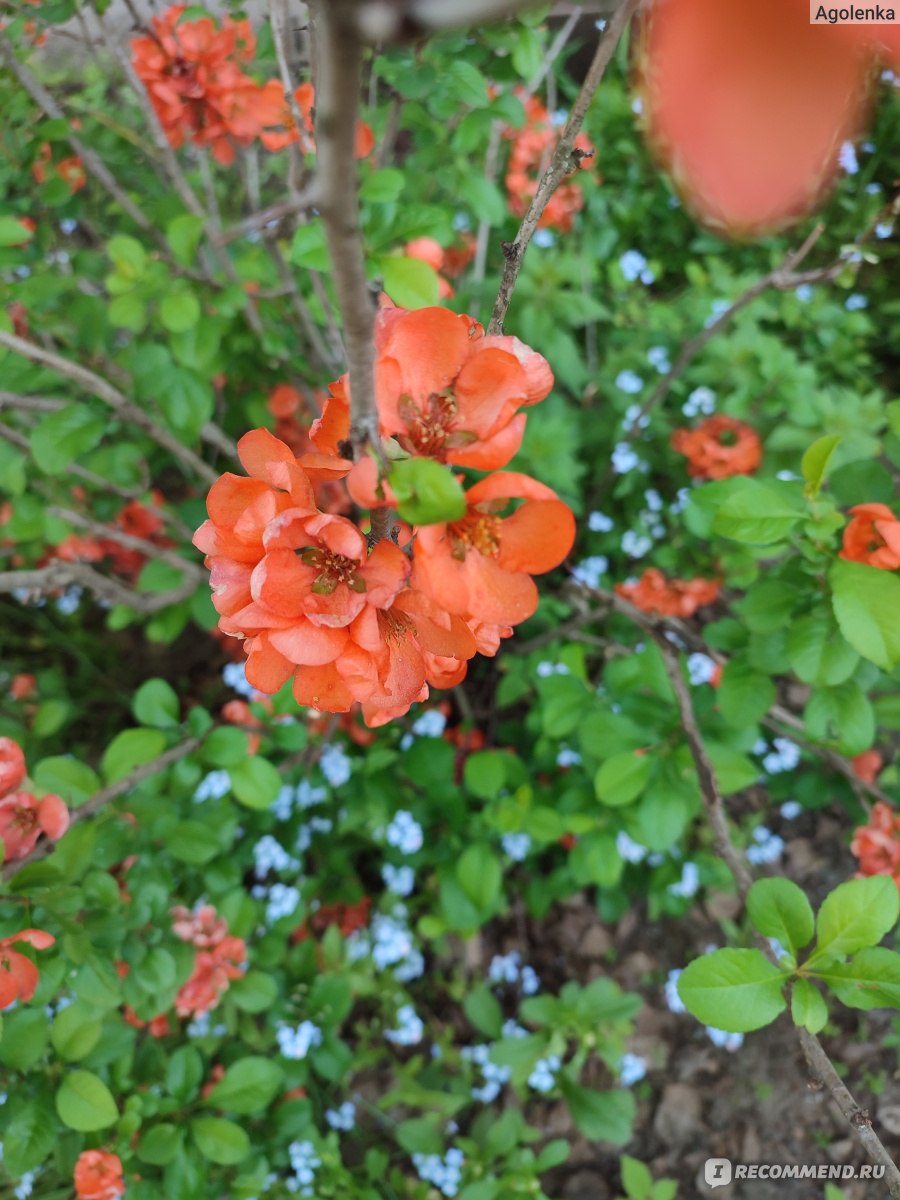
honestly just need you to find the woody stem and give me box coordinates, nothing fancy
[309,0,378,458]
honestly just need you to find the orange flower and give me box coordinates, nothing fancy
[259,79,374,157]
[318,306,553,474]
[131,5,284,164]
[9,673,37,702]
[0,928,55,1009]
[413,471,576,627]
[0,791,69,861]
[504,94,595,232]
[671,414,761,480]
[635,0,899,236]
[170,904,246,1016]
[852,749,884,784]
[852,802,900,889]
[74,1151,125,1200]
[0,736,26,798]
[57,156,87,192]
[840,503,900,571]
[268,384,303,419]
[615,567,721,618]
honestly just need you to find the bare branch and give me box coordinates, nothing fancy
[46,507,206,580]
[489,0,640,334]
[0,560,197,614]
[214,190,322,245]
[0,329,218,485]
[309,0,378,450]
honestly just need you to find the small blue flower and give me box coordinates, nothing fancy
[320,744,352,787]
[845,293,868,311]
[571,555,608,588]
[619,1053,647,1086]
[501,832,532,861]
[616,370,644,395]
[588,509,614,533]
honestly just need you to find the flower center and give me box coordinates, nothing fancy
[717,429,738,447]
[300,549,366,595]
[449,511,502,560]
[378,608,414,643]
[398,393,457,459]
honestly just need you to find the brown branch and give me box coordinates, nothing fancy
[488,0,639,334]
[46,507,205,580]
[0,329,218,485]
[214,191,322,245]
[0,561,198,613]
[3,735,204,882]
[309,0,378,451]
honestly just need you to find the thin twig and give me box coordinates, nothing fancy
[353,0,546,40]
[3,736,205,881]
[489,0,639,334]
[0,329,218,485]
[310,0,378,451]
[46,507,205,580]
[214,191,321,245]
[0,561,198,613]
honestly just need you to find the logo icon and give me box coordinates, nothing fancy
[704,1158,733,1188]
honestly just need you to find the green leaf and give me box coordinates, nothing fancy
[361,168,405,204]
[2,1097,57,1176]
[456,843,502,913]
[621,1155,654,1200]
[811,877,900,966]
[0,1009,49,1070]
[30,405,106,474]
[804,682,874,756]
[166,214,205,264]
[712,479,803,545]
[717,658,775,728]
[133,678,180,727]
[228,970,279,1013]
[396,1116,443,1155]
[191,1116,251,1164]
[32,756,99,807]
[677,948,787,1032]
[56,1070,119,1131]
[0,215,34,246]
[790,978,829,1033]
[801,435,842,498]
[108,292,147,332]
[138,1123,182,1165]
[463,984,503,1038]
[389,457,467,525]
[107,234,146,277]
[817,947,900,1010]
[229,756,281,810]
[100,728,166,784]
[381,255,440,309]
[463,751,508,800]
[594,752,652,808]
[746,878,814,955]
[786,611,858,686]
[204,1057,284,1114]
[160,290,201,333]
[290,222,330,271]
[51,1003,103,1061]
[570,832,622,889]
[561,1083,635,1145]
[448,59,488,107]
[830,560,900,671]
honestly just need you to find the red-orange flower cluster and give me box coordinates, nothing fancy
[840,503,900,571]
[615,567,721,618]
[132,8,373,165]
[851,802,900,891]
[671,414,762,480]
[195,306,574,724]
[74,1150,125,1200]
[0,737,69,862]
[171,904,246,1016]
[504,94,595,232]
[49,492,172,582]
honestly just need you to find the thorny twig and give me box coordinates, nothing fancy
[0,560,199,613]
[489,0,640,334]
